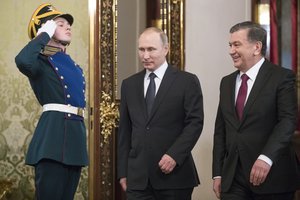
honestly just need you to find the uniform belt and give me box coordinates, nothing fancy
[42,103,85,117]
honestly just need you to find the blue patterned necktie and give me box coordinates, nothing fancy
[145,73,156,116]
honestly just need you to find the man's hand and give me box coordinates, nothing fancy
[119,177,127,191]
[37,20,57,38]
[158,154,176,174]
[250,159,271,186]
[213,178,221,199]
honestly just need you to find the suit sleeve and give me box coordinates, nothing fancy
[261,70,297,163]
[212,95,226,177]
[15,33,50,78]
[166,74,204,165]
[117,80,132,179]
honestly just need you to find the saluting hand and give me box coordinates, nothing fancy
[37,20,57,38]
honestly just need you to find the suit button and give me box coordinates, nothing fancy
[146,127,150,130]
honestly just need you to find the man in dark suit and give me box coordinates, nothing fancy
[15,3,88,200]
[117,27,204,200]
[213,21,300,200]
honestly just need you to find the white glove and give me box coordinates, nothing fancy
[37,20,57,38]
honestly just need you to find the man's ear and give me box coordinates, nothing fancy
[254,41,262,56]
[164,44,169,55]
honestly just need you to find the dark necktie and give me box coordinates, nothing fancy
[145,73,156,115]
[236,74,249,120]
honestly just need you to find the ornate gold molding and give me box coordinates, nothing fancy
[162,0,185,70]
[98,0,118,199]
[0,180,13,199]
[99,91,119,143]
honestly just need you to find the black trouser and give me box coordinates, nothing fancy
[126,181,193,200]
[221,160,295,200]
[34,159,81,200]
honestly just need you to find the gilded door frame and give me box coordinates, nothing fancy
[89,0,118,199]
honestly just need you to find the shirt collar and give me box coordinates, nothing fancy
[40,45,64,56]
[145,61,168,80]
[239,57,265,81]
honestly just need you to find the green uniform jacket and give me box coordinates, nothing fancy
[15,33,88,166]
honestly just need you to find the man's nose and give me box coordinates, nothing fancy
[143,51,150,59]
[229,46,235,55]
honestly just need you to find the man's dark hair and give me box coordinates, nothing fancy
[230,21,267,56]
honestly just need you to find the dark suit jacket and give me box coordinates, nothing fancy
[15,33,88,167]
[117,65,204,190]
[213,60,300,194]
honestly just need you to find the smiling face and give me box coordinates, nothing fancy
[53,17,72,43]
[229,29,263,72]
[138,30,169,71]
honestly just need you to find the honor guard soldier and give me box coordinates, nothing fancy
[15,3,88,200]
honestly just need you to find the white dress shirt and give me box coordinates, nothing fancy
[235,57,273,167]
[144,61,168,97]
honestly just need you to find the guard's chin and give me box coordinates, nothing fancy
[61,40,71,46]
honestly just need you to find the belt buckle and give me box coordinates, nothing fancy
[77,108,84,117]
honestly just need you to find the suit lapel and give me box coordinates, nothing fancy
[231,72,239,121]
[242,61,272,122]
[227,71,241,128]
[135,70,149,121]
[146,65,177,123]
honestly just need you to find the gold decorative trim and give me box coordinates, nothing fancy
[88,0,96,199]
[98,0,117,199]
[162,0,185,70]
[0,180,13,199]
[99,91,119,143]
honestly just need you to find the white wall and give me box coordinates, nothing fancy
[185,1,251,199]
[117,0,146,99]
